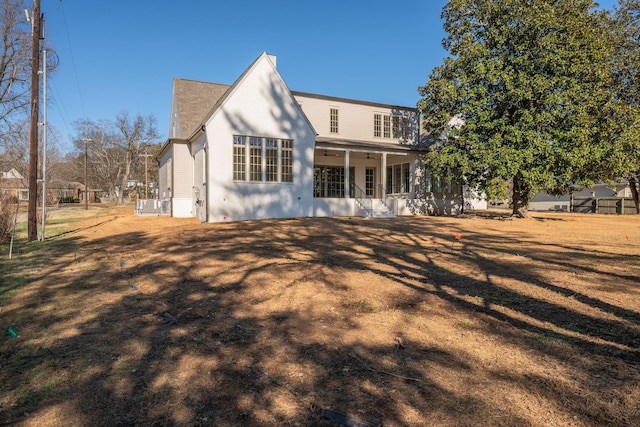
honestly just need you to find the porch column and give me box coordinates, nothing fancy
[381,153,387,198]
[344,150,350,198]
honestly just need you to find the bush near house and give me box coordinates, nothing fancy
[58,197,80,204]
[0,194,17,243]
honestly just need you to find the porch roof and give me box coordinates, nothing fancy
[315,136,428,154]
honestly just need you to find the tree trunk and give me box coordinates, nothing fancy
[511,173,531,218]
[630,176,640,215]
[117,151,132,205]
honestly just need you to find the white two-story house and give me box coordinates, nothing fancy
[157,52,463,222]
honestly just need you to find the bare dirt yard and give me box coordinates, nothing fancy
[1,207,640,426]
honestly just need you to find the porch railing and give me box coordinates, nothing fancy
[377,184,398,216]
[353,183,372,216]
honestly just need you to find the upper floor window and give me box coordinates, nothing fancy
[233,136,294,183]
[249,137,262,182]
[265,138,278,182]
[383,115,391,138]
[374,114,382,137]
[393,116,410,139]
[374,113,392,138]
[233,136,246,181]
[330,108,339,134]
[281,139,293,183]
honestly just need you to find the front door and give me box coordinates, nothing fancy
[365,168,375,197]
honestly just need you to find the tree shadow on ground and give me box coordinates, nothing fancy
[1,215,639,425]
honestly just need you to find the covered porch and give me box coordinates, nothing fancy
[311,138,425,218]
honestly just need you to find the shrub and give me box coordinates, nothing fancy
[0,194,18,243]
[59,197,79,204]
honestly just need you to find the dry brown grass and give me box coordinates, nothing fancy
[1,207,640,426]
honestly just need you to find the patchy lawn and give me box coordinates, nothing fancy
[1,207,640,426]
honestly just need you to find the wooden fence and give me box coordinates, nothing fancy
[572,197,637,215]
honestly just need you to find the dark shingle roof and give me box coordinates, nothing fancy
[173,78,230,138]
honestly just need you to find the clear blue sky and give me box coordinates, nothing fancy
[41,0,619,152]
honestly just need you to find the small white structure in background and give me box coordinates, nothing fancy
[157,52,464,222]
[530,182,632,212]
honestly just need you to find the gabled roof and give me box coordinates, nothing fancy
[173,78,230,138]
[1,168,24,179]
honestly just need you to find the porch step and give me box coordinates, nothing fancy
[358,199,397,218]
[371,209,396,218]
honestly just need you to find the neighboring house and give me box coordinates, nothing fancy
[0,168,28,201]
[157,52,463,222]
[47,180,102,203]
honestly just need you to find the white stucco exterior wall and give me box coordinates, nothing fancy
[203,54,316,222]
[294,94,419,145]
[171,141,193,218]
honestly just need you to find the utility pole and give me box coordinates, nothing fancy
[140,152,152,199]
[40,49,47,241]
[27,0,41,242]
[82,138,91,210]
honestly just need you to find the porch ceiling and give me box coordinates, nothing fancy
[315,137,426,154]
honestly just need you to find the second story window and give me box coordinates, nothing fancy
[233,136,294,183]
[330,108,339,133]
[393,116,410,139]
[266,138,278,182]
[374,113,391,138]
[383,115,391,138]
[249,137,262,182]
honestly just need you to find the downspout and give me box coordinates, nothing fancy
[203,127,209,223]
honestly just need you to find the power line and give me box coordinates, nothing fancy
[59,0,87,118]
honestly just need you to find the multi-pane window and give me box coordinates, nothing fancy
[403,163,410,193]
[249,137,262,181]
[266,138,278,182]
[233,136,293,183]
[424,168,432,192]
[233,136,246,181]
[434,175,453,193]
[375,114,392,138]
[374,114,381,137]
[394,164,402,193]
[330,108,339,134]
[383,115,391,138]
[386,163,411,194]
[393,116,410,139]
[281,139,293,182]
[425,168,456,193]
[313,167,355,198]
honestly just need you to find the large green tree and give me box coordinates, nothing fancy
[607,0,640,213]
[418,0,623,217]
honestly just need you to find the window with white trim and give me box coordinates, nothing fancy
[281,139,293,182]
[424,168,457,193]
[393,116,409,139]
[383,115,391,138]
[266,138,278,182]
[233,136,246,181]
[313,166,355,198]
[233,136,294,183]
[374,113,392,138]
[330,108,339,134]
[386,163,410,194]
[249,137,262,182]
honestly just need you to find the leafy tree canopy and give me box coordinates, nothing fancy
[418,0,625,217]
[606,0,640,212]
